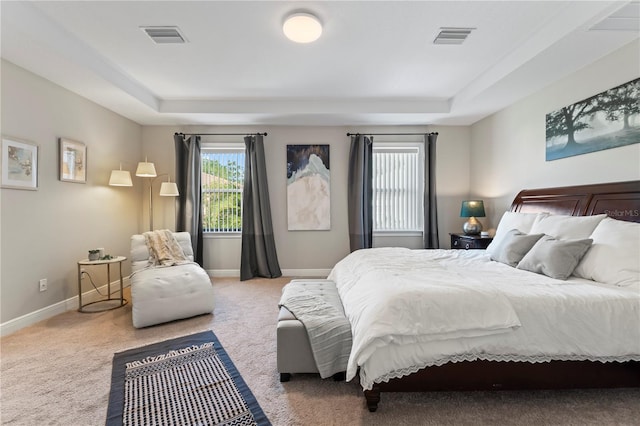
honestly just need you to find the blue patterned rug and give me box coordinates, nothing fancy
[106,331,270,426]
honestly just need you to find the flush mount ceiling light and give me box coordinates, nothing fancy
[283,12,322,43]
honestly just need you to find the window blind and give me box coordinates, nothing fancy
[201,147,245,233]
[373,146,423,232]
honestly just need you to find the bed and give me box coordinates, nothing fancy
[327,181,640,412]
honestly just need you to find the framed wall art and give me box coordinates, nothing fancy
[59,138,86,183]
[546,78,640,161]
[1,136,38,190]
[286,144,330,230]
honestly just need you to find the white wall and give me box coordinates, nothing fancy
[470,40,640,231]
[5,39,636,330]
[142,125,472,274]
[0,61,142,327]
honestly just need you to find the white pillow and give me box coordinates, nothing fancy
[573,217,640,286]
[529,214,607,240]
[486,212,547,255]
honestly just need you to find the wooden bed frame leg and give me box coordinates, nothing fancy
[279,373,291,382]
[364,385,381,412]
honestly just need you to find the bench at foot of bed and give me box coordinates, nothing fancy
[276,279,348,382]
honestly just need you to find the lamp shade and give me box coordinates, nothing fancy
[460,200,485,218]
[108,169,133,187]
[283,13,322,43]
[136,158,157,177]
[159,182,179,196]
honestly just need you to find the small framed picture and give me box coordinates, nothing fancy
[1,136,38,190]
[59,138,86,183]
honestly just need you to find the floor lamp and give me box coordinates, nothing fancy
[108,163,133,187]
[136,158,179,231]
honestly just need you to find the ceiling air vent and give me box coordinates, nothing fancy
[433,27,475,45]
[141,26,187,44]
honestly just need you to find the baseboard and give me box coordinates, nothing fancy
[206,269,331,278]
[207,269,240,277]
[0,277,130,337]
[281,269,331,278]
[1,268,331,336]
[0,300,69,337]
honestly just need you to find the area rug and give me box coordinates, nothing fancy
[106,331,270,426]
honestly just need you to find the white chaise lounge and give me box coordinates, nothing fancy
[130,232,215,328]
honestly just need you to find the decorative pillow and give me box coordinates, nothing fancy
[573,217,640,286]
[517,235,593,280]
[529,214,607,240]
[490,229,545,267]
[486,211,547,255]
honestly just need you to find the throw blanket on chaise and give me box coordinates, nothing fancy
[143,230,189,267]
[279,282,352,379]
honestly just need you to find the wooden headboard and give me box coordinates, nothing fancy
[510,180,640,223]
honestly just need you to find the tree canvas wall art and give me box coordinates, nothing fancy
[546,78,639,161]
[287,144,330,230]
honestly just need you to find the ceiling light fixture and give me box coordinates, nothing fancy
[283,12,322,43]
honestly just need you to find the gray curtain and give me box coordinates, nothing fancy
[347,135,373,252]
[240,134,282,281]
[423,132,439,249]
[174,134,204,265]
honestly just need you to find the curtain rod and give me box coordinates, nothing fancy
[346,132,438,136]
[175,132,267,136]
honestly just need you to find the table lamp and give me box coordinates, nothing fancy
[460,200,485,235]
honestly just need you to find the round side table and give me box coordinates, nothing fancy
[77,256,128,312]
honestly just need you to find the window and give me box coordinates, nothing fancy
[201,145,245,233]
[372,143,424,233]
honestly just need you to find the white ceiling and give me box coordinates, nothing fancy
[2,1,639,127]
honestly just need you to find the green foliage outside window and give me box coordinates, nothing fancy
[202,153,244,232]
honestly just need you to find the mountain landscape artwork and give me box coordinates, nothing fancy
[545,78,639,161]
[287,144,330,230]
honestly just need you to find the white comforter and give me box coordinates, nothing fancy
[328,247,640,390]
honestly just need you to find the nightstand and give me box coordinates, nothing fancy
[450,233,493,250]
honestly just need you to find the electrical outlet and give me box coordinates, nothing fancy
[39,278,48,292]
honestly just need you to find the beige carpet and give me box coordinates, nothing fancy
[1,276,638,426]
